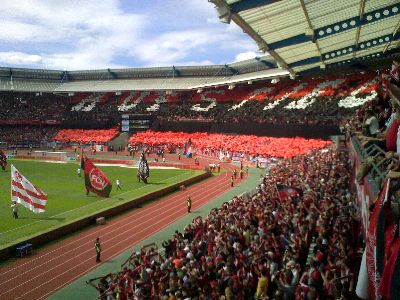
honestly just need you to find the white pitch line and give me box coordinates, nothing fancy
[0,171,191,237]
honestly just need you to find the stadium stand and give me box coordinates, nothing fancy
[0,126,59,148]
[128,131,331,158]
[83,63,400,300]
[86,147,360,299]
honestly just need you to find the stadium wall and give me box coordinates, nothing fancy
[0,171,211,260]
[158,120,341,139]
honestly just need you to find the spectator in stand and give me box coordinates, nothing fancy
[362,109,379,137]
[86,148,360,300]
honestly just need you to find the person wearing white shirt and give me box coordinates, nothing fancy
[116,179,122,190]
[11,201,18,219]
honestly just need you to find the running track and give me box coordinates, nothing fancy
[0,155,244,299]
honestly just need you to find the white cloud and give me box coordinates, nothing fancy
[0,52,42,65]
[0,0,145,69]
[234,51,259,62]
[0,0,259,70]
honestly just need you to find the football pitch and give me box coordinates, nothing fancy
[0,159,202,249]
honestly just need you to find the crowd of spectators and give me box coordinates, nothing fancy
[0,92,67,123]
[157,95,355,126]
[0,126,59,148]
[0,72,378,128]
[87,147,360,300]
[54,128,120,144]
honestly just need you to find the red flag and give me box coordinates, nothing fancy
[276,184,302,201]
[83,151,112,197]
[390,61,399,83]
[365,178,390,299]
[11,164,47,213]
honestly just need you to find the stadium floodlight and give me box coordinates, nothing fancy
[228,84,235,90]
[290,74,295,80]
[247,80,253,85]
[115,91,121,96]
[320,63,326,69]
[68,92,74,96]
[197,89,203,93]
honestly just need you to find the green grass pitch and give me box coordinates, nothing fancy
[0,159,202,249]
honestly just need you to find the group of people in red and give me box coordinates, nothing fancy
[87,146,362,300]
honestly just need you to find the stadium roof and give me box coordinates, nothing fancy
[211,0,400,76]
[0,56,289,92]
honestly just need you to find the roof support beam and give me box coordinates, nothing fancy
[230,13,296,77]
[259,58,275,68]
[299,0,323,67]
[229,0,279,14]
[107,68,117,79]
[288,32,399,69]
[270,2,400,49]
[288,56,321,68]
[326,51,390,69]
[210,0,295,76]
[383,19,400,54]
[322,32,400,61]
[354,0,366,57]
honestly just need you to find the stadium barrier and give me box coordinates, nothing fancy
[0,171,211,260]
[15,155,66,162]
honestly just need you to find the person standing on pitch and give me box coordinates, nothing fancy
[231,175,234,187]
[187,196,192,213]
[77,167,81,177]
[11,201,18,219]
[116,178,122,190]
[95,237,101,262]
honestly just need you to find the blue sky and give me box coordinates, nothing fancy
[0,0,260,70]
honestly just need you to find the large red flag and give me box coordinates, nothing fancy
[11,164,47,213]
[83,151,112,197]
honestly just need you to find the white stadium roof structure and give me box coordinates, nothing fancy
[210,0,400,76]
[0,56,286,93]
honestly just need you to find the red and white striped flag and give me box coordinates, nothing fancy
[11,164,47,213]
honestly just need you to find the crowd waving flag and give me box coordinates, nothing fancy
[82,150,112,197]
[276,184,303,201]
[11,164,47,213]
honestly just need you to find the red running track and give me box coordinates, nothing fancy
[0,156,244,300]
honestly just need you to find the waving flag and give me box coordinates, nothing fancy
[83,151,112,197]
[276,184,302,201]
[11,165,47,213]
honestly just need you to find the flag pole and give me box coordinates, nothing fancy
[10,164,13,203]
[274,182,282,202]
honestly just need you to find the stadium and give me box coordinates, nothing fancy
[0,0,399,299]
